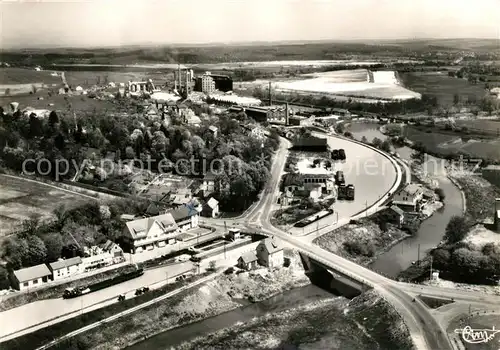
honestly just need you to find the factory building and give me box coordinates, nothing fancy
[195,72,233,93]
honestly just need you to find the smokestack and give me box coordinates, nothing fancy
[268,81,272,106]
[185,69,189,97]
[178,64,181,92]
[285,103,289,126]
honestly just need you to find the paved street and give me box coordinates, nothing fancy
[0,262,194,341]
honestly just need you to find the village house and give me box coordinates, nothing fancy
[49,257,83,281]
[237,251,259,270]
[208,125,218,138]
[202,197,219,218]
[202,172,217,197]
[123,213,179,254]
[387,205,406,227]
[392,183,424,212]
[82,240,124,270]
[256,237,284,268]
[168,204,200,230]
[171,188,193,207]
[227,228,241,241]
[13,264,52,291]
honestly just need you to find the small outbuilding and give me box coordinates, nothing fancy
[13,264,52,291]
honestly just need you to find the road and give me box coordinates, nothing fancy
[3,132,499,349]
[0,262,195,341]
[35,272,222,350]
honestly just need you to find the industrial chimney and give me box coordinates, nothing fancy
[268,81,272,106]
[178,64,181,92]
[285,103,289,126]
[185,69,189,98]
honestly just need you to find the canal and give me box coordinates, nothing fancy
[126,284,344,349]
[348,122,464,277]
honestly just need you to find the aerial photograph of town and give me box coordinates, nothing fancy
[0,0,499,349]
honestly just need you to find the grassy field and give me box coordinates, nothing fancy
[0,175,93,237]
[399,71,488,106]
[0,90,118,115]
[404,126,500,161]
[0,68,62,85]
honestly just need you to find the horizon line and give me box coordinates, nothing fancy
[2,37,499,51]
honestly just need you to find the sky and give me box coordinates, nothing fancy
[1,0,499,48]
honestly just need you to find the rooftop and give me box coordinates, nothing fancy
[390,205,405,216]
[240,251,258,264]
[14,264,52,283]
[401,183,424,196]
[168,204,199,222]
[484,165,500,170]
[126,213,178,239]
[259,237,283,254]
[296,159,333,176]
[49,257,82,271]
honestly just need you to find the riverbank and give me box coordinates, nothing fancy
[41,250,310,350]
[174,289,414,350]
[313,218,409,267]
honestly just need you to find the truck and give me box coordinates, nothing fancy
[331,149,346,161]
[63,268,144,299]
[338,149,346,161]
[346,184,355,200]
[337,184,347,200]
[335,171,345,186]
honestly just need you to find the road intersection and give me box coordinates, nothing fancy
[203,133,500,350]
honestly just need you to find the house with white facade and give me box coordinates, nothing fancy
[392,183,424,212]
[168,204,200,230]
[202,197,219,218]
[49,257,83,281]
[256,237,284,268]
[123,213,180,254]
[13,264,52,291]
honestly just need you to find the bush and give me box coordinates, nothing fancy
[343,241,375,257]
[445,216,468,243]
[435,188,445,201]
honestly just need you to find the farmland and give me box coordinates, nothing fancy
[403,126,500,161]
[0,175,93,237]
[241,69,421,102]
[399,71,488,106]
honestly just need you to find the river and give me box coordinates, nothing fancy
[348,122,464,277]
[126,284,346,349]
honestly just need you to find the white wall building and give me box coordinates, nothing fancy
[49,257,83,281]
[13,264,52,291]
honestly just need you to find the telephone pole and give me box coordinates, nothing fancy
[417,244,420,266]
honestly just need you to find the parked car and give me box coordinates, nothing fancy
[224,267,235,275]
[190,256,201,263]
[135,287,149,296]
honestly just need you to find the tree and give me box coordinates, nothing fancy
[26,235,48,266]
[43,233,63,261]
[371,137,383,148]
[53,204,68,230]
[435,188,445,201]
[361,136,368,143]
[2,238,29,269]
[22,213,42,236]
[432,248,451,269]
[444,216,468,243]
[380,140,392,152]
[453,93,460,105]
[48,111,59,126]
[0,265,10,290]
[334,123,345,134]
